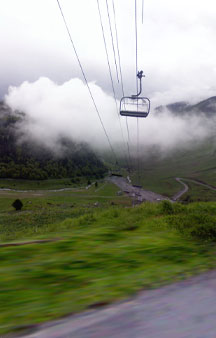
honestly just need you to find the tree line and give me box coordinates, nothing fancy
[0,102,107,180]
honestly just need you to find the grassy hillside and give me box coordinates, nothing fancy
[0,182,130,242]
[131,138,216,198]
[1,137,216,334]
[1,183,216,334]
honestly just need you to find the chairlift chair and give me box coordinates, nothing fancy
[120,71,150,118]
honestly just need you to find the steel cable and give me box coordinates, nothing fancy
[135,0,140,184]
[111,0,132,170]
[97,0,130,169]
[105,0,120,84]
[56,0,118,163]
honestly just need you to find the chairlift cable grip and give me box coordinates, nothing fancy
[132,70,145,98]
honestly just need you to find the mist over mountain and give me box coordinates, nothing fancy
[155,96,216,116]
[2,84,216,182]
[5,77,216,162]
[0,102,107,180]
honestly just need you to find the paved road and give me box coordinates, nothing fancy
[173,177,189,201]
[23,270,216,338]
[172,177,216,201]
[109,176,169,202]
[183,178,216,191]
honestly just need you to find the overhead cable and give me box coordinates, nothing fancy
[97,0,130,168]
[135,0,140,184]
[105,0,120,83]
[111,0,132,167]
[142,0,144,24]
[56,0,118,163]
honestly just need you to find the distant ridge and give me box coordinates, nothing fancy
[155,96,216,116]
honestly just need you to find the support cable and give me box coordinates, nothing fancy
[111,0,132,170]
[56,0,118,163]
[135,0,140,185]
[97,0,129,169]
[105,0,120,83]
[142,0,144,24]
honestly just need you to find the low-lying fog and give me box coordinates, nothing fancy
[5,77,216,159]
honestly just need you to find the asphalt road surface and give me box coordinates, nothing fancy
[173,177,216,201]
[109,176,169,202]
[173,177,189,201]
[182,178,216,192]
[23,270,216,338]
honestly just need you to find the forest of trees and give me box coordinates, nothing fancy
[0,102,107,180]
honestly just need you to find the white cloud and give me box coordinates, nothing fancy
[1,0,216,106]
[5,78,120,149]
[5,77,214,157]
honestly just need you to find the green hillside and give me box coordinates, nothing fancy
[1,192,216,334]
[131,138,216,199]
[0,102,107,180]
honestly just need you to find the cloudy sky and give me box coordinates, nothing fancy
[2,0,216,154]
[2,0,216,103]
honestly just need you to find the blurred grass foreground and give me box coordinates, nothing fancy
[1,183,216,334]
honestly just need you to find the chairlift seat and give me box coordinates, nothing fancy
[120,96,150,118]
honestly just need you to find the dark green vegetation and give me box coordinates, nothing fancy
[1,184,216,334]
[0,178,96,190]
[12,199,23,211]
[131,138,216,200]
[0,102,107,180]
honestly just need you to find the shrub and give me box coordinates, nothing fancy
[161,200,174,215]
[78,213,97,226]
[12,199,23,211]
[190,223,216,240]
[167,212,216,241]
[172,203,185,214]
[182,195,193,204]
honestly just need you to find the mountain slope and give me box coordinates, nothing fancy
[155,96,216,116]
[0,102,107,180]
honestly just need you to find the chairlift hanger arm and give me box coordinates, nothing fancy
[132,70,145,98]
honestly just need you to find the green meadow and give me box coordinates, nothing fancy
[130,140,216,198]
[1,180,216,334]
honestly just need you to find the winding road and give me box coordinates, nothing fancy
[172,177,189,201]
[173,177,216,201]
[182,178,216,191]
